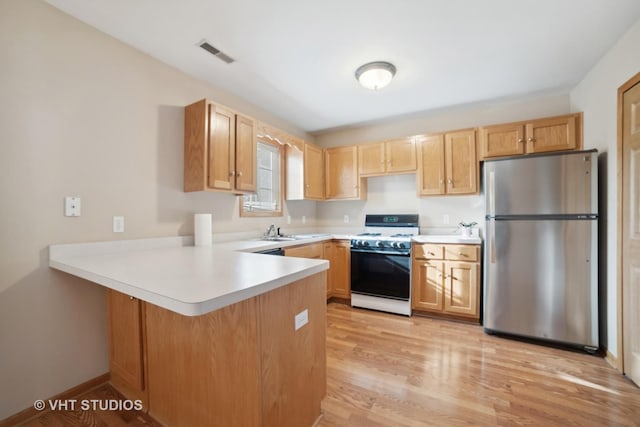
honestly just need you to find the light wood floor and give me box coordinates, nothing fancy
[17,302,640,426]
[319,303,640,426]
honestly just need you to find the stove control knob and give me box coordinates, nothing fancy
[362,241,370,247]
[376,241,385,248]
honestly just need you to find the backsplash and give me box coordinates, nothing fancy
[316,174,485,232]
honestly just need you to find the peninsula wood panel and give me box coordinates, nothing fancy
[107,290,145,398]
[259,272,327,427]
[145,298,261,427]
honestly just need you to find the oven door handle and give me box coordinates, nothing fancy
[350,248,410,256]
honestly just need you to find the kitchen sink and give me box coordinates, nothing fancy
[261,236,298,241]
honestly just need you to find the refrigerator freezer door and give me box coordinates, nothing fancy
[484,151,597,216]
[484,218,598,347]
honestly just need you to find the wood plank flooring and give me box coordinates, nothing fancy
[16,302,640,426]
[319,303,640,426]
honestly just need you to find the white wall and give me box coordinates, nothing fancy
[570,17,640,358]
[0,0,315,419]
[315,93,572,232]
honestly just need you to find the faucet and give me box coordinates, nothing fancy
[265,224,276,238]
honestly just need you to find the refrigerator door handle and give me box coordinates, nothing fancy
[488,171,496,217]
[489,219,496,263]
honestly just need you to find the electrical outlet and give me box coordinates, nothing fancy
[294,309,308,331]
[302,215,306,224]
[443,214,450,225]
[286,215,292,225]
[64,196,81,217]
[113,216,124,233]
[343,214,349,223]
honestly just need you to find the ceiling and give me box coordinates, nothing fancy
[46,0,640,133]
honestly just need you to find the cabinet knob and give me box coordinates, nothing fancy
[129,296,135,301]
[528,137,535,143]
[447,179,453,184]
[237,171,243,177]
[428,252,435,256]
[439,179,445,185]
[229,171,235,177]
[518,138,524,143]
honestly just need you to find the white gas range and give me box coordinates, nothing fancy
[349,214,419,316]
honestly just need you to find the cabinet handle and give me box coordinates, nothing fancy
[229,171,235,177]
[518,138,525,143]
[528,137,536,143]
[129,296,135,301]
[428,251,435,256]
[447,179,453,185]
[236,171,243,177]
[458,252,467,257]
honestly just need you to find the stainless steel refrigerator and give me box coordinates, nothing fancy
[483,150,598,352]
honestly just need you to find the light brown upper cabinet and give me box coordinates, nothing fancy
[479,113,582,160]
[325,146,366,200]
[286,139,324,200]
[184,99,256,193]
[358,137,417,177]
[417,129,477,196]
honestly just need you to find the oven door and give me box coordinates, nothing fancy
[350,249,410,300]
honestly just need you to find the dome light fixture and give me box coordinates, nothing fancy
[355,61,396,90]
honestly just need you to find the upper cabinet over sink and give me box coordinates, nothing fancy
[286,139,325,201]
[184,99,257,193]
[358,137,417,177]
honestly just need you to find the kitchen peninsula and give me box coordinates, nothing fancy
[49,236,329,427]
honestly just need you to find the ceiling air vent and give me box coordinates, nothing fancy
[199,41,235,64]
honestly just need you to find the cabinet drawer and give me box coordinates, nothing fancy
[413,244,444,260]
[284,243,323,259]
[444,245,479,262]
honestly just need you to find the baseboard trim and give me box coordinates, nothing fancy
[0,372,110,427]
[605,349,620,371]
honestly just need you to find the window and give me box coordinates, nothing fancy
[240,139,283,216]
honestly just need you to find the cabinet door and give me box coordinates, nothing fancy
[411,260,444,312]
[416,134,445,196]
[445,129,477,195]
[208,105,236,190]
[385,137,417,173]
[284,243,323,259]
[479,123,525,159]
[358,142,386,176]
[325,146,361,199]
[330,241,351,299]
[108,290,144,392]
[526,115,577,154]
[323,242,334,298]
[234,114,257,192]
[443,261,479,318]
[304,143,324,200]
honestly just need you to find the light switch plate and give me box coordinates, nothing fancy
[64,196,81,217]
[294,309,308,331]
[113,216,124,233]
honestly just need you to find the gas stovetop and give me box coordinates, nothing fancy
[350,214,419,253]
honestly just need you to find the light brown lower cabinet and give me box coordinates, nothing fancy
[107,272,327,427]
[323,240,351,299]
[411,243,481,322]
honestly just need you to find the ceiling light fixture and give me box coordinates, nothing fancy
[355,61,396,90]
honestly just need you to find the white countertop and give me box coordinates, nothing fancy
[49,236,329,316]
[49,232,481,317]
